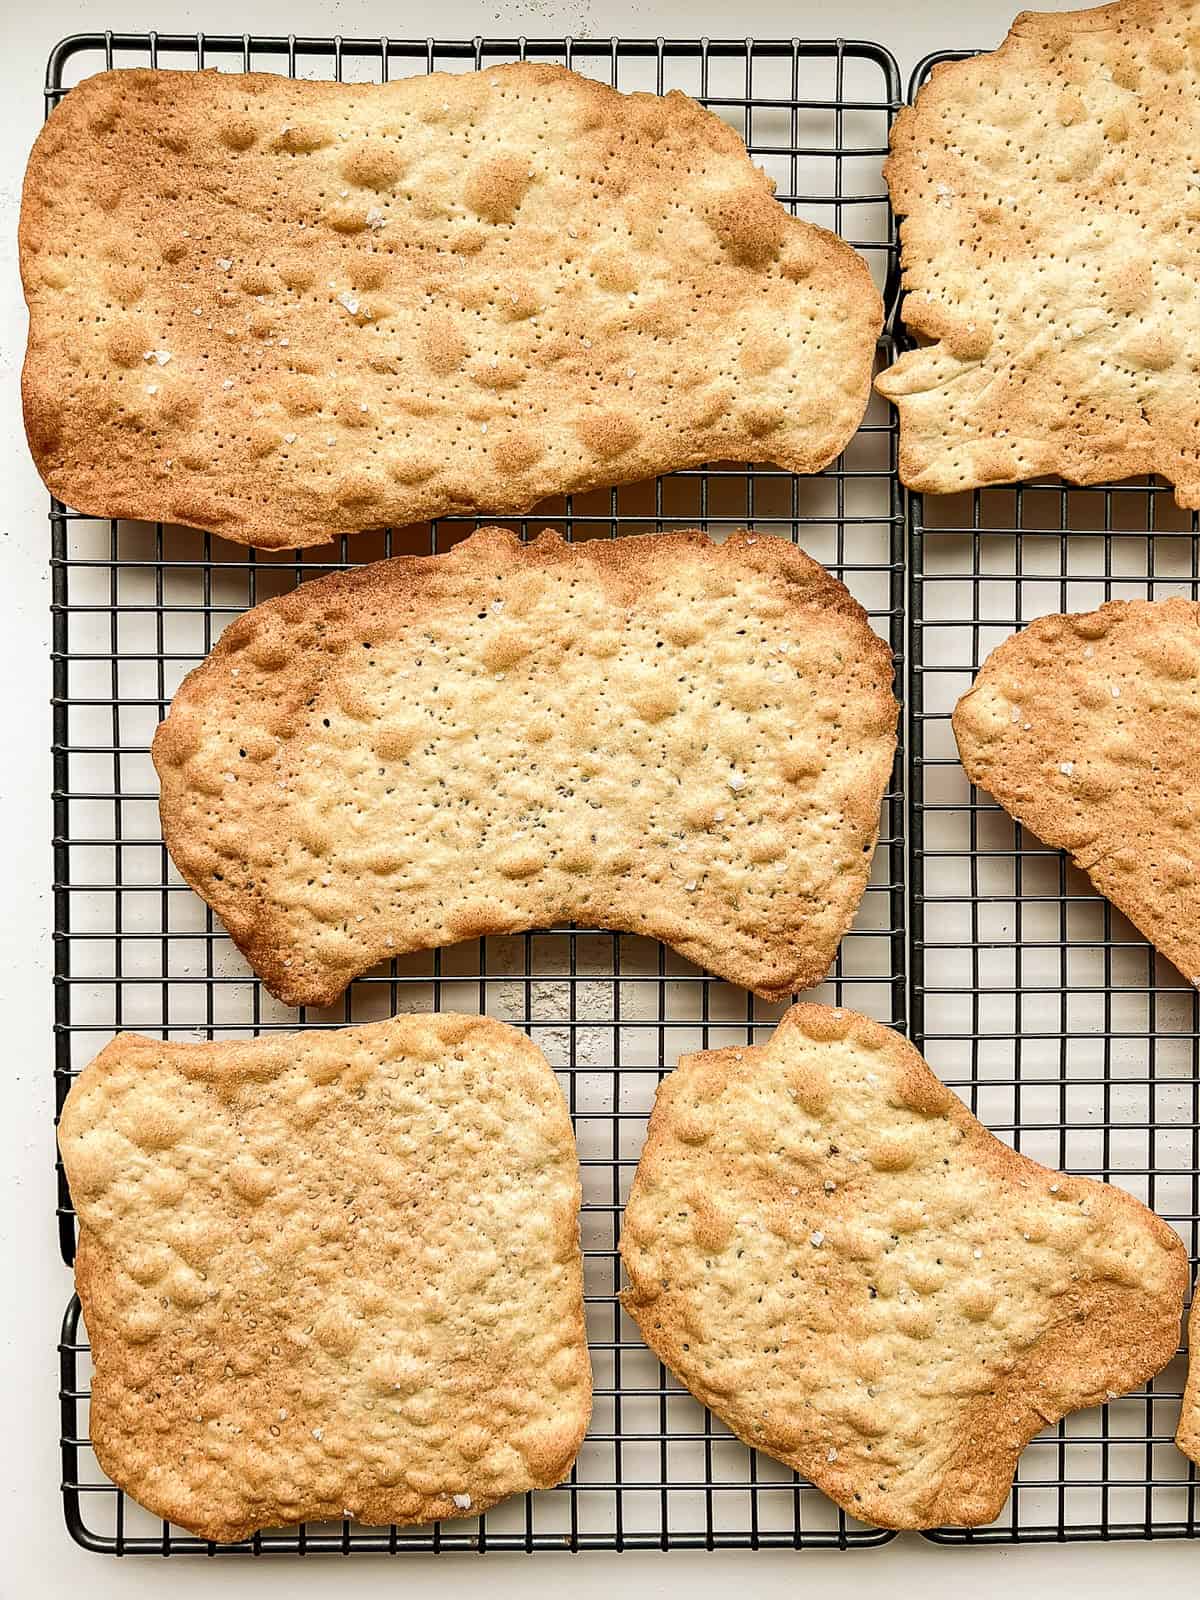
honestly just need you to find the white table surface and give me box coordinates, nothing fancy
[1,1,1193,1595]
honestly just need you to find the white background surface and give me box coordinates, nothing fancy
[0,1,1192,1595]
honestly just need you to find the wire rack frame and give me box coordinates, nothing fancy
[48,32,906,1554]
[905,50,1199,1546]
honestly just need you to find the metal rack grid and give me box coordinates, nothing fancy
[906,49,1199,1548]
[49,32,906,1554]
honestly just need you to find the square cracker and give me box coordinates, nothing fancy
[20,62,881,548]
[877,0,1200,505]
[58,1013,591,1542]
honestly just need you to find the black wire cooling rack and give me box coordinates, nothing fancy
[906,52,1198,1543]
[49,31,906,1554]
[48,29,1200,1560]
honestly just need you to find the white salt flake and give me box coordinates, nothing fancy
[1111,684,1121,697]
[279,337,290,347]
[827,1448,839,1463]
[810,1231,825,1248]
[222,378,235,389]
[490,599,505,613]
[192,306,203,316]
[338,291,361,315]
[1083,645,1094,658]
[728,771,746,791]
[973,1247,983,1259]
[626,366,636,378]
[684,880,697,892]
[284,432,297,444]
[823,1179,837,1193]
[1059,761,1073,776]
[216,258,233,271]
[143,349,172,365]
[146,384,158,396]
[453,1493,472,1510]
[312,1428,323,1441]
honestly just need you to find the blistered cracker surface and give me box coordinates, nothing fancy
[151,526,898,1007]
[953,597,1200,988]
[1180,1289,1200,1463]
[620,1003,1188,1530]
[57,1012,591,1543]
[19,63,882,549]
[877,0,1200,506]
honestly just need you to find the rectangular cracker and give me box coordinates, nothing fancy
[952,597,1200,987]
[877,1,1200,505]
[57,1012,591,1542]
[151,526,898,1007]
[621,1002,1188,1529]
[20,63,882,548]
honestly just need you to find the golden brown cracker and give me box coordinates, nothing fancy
[620,1002,1188,1529]
[877,1,1200,504]
[58,1012,591,1542]
[152,527,898,1007]
[21,63,881,547]
[953,597,1200,987]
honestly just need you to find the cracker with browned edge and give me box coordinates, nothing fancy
[20,63,881,549]
[152,527,898,1007]
[1179,1288,1199,1464]
[58,1012,591,1543]
[620,1002,1187,1529]
[877,1,1200,506]
[953,597,1200,987]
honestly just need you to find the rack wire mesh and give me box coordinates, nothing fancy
[49,31,905,1554]
[906,48,1198,1548]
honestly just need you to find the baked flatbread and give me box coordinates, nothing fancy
[620,1003,1188,1529]
[953,597,1200,986]
[21,63,882,548]
[877,0,1200,505]
[58,1012,591,1542]
[1179,1287,1199,1465]
[152,527,898,1007]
